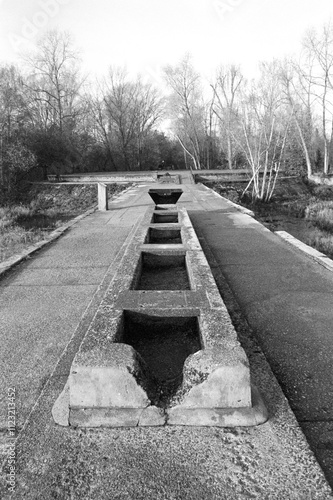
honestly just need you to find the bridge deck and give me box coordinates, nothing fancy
[0,180,332,498]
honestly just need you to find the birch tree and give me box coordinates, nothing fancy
[211,65,244,169]
[164,55,206,170]
[237,62,292,201]
[302,22,333,174]
[280,58,316,177]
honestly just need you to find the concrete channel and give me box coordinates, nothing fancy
[53,188,267,428]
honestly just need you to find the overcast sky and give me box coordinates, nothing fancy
[0,0,333,83]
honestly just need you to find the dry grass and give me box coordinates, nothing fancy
[0,226,48,262]
[305,201,333,232]
[306,231,333,259]
[0,183,129,263]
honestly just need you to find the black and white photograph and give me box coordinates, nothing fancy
[1,0,333,498]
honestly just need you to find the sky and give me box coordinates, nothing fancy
[0,0,333,85]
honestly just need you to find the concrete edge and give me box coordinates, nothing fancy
[198,183,255,216]
[167,385,268,427]
[0,184,135,280]
[200,183,333,272]
[275,230,333,272]
[52,382,267,429]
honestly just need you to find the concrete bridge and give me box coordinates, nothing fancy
[1,175,333,498]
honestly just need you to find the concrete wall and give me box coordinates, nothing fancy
[48,173,157,183]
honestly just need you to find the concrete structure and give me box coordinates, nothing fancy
[47,172,158,183]
[1,179,333,497]
[53,197,267,427]
[97,182,108,211]
[148,188,183,205]
[157,172,182,184]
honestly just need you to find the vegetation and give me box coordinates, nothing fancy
[204,177,333,259]
[305,201,333,232]
[1,22,333,263]
[1,22,333,204]
[0,183,127,263]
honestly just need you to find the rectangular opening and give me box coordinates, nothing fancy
[136,252,190,290]
[147,228,182,244]
[148,189,183,205]
[122,312,201,406]
[152,212,178,224]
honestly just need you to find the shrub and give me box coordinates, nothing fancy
[306,232,333,258]
[305,201,333,232]
[311,185,333,200]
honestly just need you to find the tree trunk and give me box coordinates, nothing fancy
[294,118,312,177]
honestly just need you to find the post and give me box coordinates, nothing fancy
[98,183,108,211]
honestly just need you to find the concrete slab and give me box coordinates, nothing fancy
[188,187,333,488]
[214,261,330,307]
[0,284,97,429]
[0,191,145,465]
[2,267,108,287]
[26,226,130,269]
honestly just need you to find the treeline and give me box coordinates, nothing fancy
[1,23,333,201]
[165,21,333,200]
[0,31,186,201]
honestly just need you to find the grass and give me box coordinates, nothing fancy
[0,183,130,263]
[306,231,333,259]
[305,201,333,232]
[304,200,333,256]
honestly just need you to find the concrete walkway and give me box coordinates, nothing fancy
[188,184,333,488]
[0,181,333,498]
[0,185,150,443]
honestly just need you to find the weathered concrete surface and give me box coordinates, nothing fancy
[189,182,333,489]
[168,386,267,427]
[1,178,333,498]
[60,202,258,427]
[70,347,150,408]
[0,185,149,454]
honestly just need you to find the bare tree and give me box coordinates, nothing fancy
[0,65,30,190]
[236,62,292,201]
[164,55,206,170]
[302,22,333,174]
[23,30,83,135]
[280,57,316,177]
[211,65,244,169]
[90,67,164,170]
